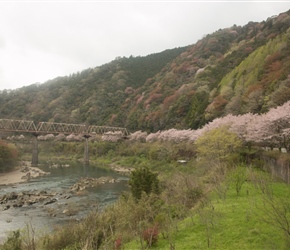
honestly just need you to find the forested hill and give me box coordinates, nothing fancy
[0,9,290,133]
[0,47,187,125]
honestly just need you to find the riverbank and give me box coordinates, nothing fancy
[0,162,50,186]
[109,163,132,175]
[0,161,128,245]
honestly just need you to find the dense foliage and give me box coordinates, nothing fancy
[0,47,187,126]
[0,140,18,172]
[0,10,289,133]
[128,167,160,200]
[127,10,290,131]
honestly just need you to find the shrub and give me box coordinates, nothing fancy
[142,226,159,247]
[0,140,18,172]
[0,230,22,250]
[195,126,242,163]
[114,237,122,250]
[129,167,160,200]
[229,164,247,196]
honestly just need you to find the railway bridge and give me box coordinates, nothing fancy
[0,119,129,166]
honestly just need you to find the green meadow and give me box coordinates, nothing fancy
[125,169,290,250]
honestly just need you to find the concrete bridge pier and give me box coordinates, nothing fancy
[84,135,90,166]
[31,133,39,166]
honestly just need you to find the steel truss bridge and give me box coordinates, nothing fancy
[0,119,129,166]
[0,119,128,136]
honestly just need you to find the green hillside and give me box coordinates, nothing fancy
[0,47,187,125]
[0,10,289,133]
[124,10,290,131]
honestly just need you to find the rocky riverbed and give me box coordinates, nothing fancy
[0,162,129,243]
[0,190,69,211]
[0,176,119,212]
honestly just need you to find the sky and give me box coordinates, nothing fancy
[0,1,289,91]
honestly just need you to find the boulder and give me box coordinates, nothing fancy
[44,198,58,205]
[70,176,119,192]
[3,205,10,210]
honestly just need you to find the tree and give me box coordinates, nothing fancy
[195,126,242,163]
[229,164,247,196]
[128,167,160,200]
[0,140,18,172]
[257,180,290,249]
[246,100,290,150]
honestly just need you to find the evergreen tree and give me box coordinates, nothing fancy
[128,167,160,200]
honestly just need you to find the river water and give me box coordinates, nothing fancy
[0,162,129,243]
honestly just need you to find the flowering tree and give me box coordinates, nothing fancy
[101,131,123,142]
[246,101,290,150]
[127,100,290,152]
[129,130,148,142]
[66,134,84,142]
[38,134,55,141]
[145,131,161,143]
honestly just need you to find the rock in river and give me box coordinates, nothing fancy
[70,176,119,192]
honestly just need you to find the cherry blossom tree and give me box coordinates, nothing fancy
[146,131,161,142]
[128,100,290,152]
[246,101,290,150]
[129,130,148,142]
[102,131,123,142]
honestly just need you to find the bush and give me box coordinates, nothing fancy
[129,167,160,200]
[161,172,204,210]
[0,230,22,250]
[114,237,122,250]
[148,144,171,162]
[142,226,159,247]
[195,126,242,163]
[0,140,18,172]
[229,164,247,196]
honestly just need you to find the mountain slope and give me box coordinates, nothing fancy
[122,9,290,131]
[0,47,187,125]
[0,9,289,133]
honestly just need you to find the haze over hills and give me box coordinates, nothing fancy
[0,9,290,133]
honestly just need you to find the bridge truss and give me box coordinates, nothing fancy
[0,119,128,136]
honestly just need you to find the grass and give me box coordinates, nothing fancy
[10,140,290,249]
[124,171,290,250]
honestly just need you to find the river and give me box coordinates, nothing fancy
[0,162,129,243]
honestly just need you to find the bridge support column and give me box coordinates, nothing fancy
[84,135,90,166]
[31,133,39,166]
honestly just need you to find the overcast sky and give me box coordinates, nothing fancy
[0,1,289,91]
